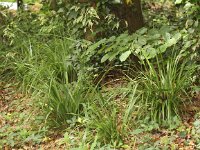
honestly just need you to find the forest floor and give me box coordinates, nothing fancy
[1,81,200,150]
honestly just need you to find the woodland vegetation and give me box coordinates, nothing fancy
[0,0,200,149]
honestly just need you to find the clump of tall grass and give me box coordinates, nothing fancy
[137,51,196,125]
[12,37,76,92]
[45,77,93,127]
[82,83,140,147]
[1,31,89,125]
[86,102,123,146]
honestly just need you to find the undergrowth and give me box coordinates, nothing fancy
[0,0,200,149]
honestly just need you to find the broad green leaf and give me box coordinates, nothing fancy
[107,36,116,42]
[160,26,171,35]
[166,38,177,46]
[159,44,168,53]
[142,47,157,59]
[86,38,106,55]
[148,33,160,40]
[138,36,147,46]
[174,33,182,40]
[119,50,131,62]
[116,33,129,42]
[183,41,193,50]
[112,0,121,4]
[101,53,110,63]
[163,33,171,41]
[136,27,147,35]
[175,0,182,4]
[105,44,116,52]
[57,8,64,13]
[166,33,181,47]
[109,51,120,61]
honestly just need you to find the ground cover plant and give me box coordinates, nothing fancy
[0,0,200,149]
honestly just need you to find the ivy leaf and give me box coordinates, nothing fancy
[119,50,131,62]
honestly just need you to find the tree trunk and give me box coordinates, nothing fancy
[17,0,24,10]
[126,0,144,33]
[111,0,144,33]
[49,0,57,10]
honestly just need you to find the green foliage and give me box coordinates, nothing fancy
[0,93,47,149]
[84,26,184,64]
[87,105,123,146]
[56,0,126,39]
[0,0,200,149]
[64,4,100,32]
[46,79,92,126]
[137,52,196,125]
[192,113,200,148]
